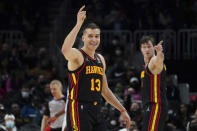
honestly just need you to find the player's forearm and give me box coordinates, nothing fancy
[102,87,126,112]
[155,51,164,65]
[156,51,164,60]
[101,74,126,112]
[61,23,82,53]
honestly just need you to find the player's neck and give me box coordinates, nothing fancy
[54,94,64,100]
[81,47,95,58]
[144,57,151,65]
[144,55,154,64]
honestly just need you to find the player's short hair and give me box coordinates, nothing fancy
[139,35,155,47]
[82,22,100,34]
[50,80,62,88]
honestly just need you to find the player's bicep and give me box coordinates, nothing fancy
[149,56,163,73]
[62,48,82,62]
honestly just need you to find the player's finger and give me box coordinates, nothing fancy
[154,46,158,50]
[126,120,131,129]
[80,11,86,15]
[79,5,85,12]
[158,40,163,45]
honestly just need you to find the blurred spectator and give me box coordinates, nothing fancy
[108,57,127,87]
[129,102,142,129]
[0,103,6,125]
[1,114,17,131]
[166,75,181,115]
[20,95,42,125]
[187,109,197,131]
[171,104,190,131]
[10,84,31,107]
[123,66,137,85]
[166,75,180,102]
[10,102,25,129]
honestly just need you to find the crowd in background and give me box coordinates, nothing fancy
[77,0,197,30]
[0,0,197,131]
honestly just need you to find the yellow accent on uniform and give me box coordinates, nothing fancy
[71,73,78,130]
[151,104,159,131]
[141,71,145,78]
[70,73,77,99]
[154,75,158,103]
[164,64,167,71]
[70,88,74,99]
[85,66,103,75]
[72,73,77,85]
[93,101,98,106]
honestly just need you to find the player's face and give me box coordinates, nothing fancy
[50,84,61,97]
[82,28,100,51]
[140,41,154,59]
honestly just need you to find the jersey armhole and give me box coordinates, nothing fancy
[96,53,104,68]
[145,63,153,76]
[145,63,165,76]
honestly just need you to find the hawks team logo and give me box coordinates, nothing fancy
[85,66,103,75]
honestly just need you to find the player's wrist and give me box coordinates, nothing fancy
[76,22,83,27]
[120,109,127,113]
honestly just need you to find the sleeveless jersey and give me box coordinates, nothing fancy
[67,49,104,103]
[141,64,167,105]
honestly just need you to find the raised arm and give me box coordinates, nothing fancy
[149,40,164,74]
[61,5,86,62]
[99,54,131,129]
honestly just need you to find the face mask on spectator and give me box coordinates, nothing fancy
[21,91,29,98]
[5,120,15,128]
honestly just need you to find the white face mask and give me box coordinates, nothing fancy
[21,91,29,98]
[5,120,15,128]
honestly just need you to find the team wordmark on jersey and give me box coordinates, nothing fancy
[85,66,104,75]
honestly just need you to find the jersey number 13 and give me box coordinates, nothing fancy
[91,78,101,92]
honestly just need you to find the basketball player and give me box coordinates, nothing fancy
[41,80,67,131]
[140,35,168,131]
[61,5,131,131]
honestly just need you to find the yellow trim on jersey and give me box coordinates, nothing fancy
[70,73,77,100]
[70,73,78,130]
[70,88,74,99]
[164,64,167,71]
[71,100,78,131]
[141,71,145,78]
[72,73,77,85]
[151,104,159,131]
[154,75,158,103]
